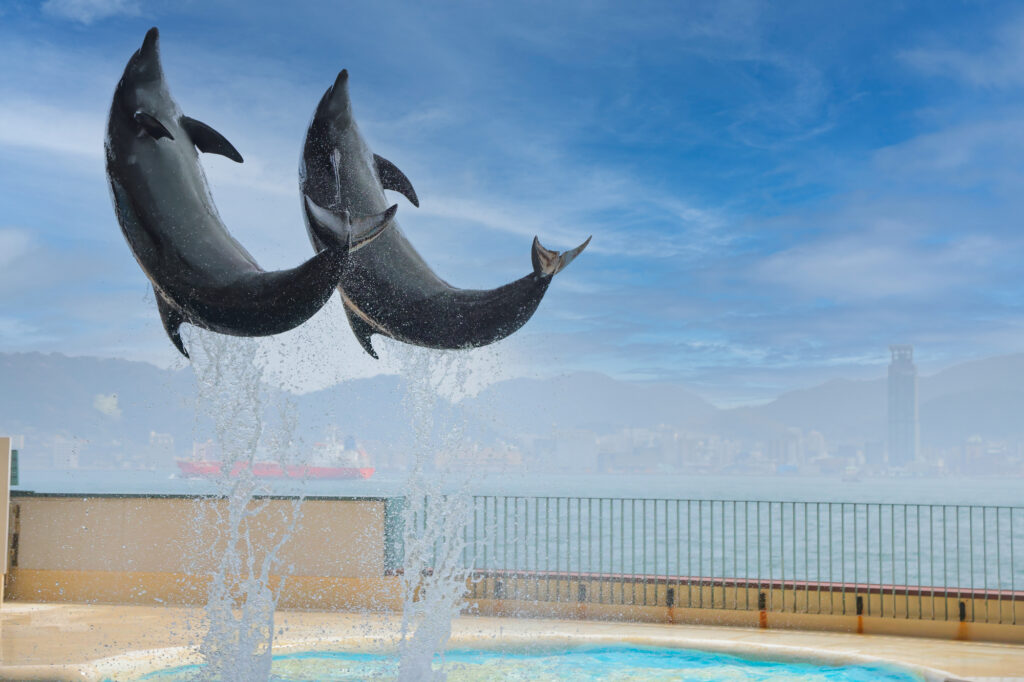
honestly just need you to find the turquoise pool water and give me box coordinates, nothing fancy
[136,645,925,681]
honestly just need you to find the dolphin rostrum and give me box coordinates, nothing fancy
[106,29,396,358]
[299,70,590,358]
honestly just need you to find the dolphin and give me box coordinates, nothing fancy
[105,29,396,358]
[299,70,590,358]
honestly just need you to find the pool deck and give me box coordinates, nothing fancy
[0,602,1022,681]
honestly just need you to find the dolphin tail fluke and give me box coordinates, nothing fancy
[303,195,397,254]
[154,287,189,358]
[344,305,380,359]
[531,235,592,277]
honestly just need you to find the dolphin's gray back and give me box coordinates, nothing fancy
[107,112,262,293]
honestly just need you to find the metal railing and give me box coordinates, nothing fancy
[388,496,1024,624]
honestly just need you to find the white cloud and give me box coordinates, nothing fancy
[0,316,46,345]
[0,228,33,269]
[755,227,998,302]
[42,0,140,25]
[873,119,1024,186]
[92,392,122,418]
[0,98,105,160]
[900,16,1024,89]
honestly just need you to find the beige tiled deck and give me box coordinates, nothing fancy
[0,602,1022,681]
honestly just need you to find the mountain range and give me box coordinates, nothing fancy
[4,351,1024,465]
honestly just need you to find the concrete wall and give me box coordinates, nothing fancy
[5,494,400,611]
[467,574,1024,644]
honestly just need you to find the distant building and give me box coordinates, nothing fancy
[863,440,885,470]
[887,345,919,467]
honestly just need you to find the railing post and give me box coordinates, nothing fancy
[383,496,406,576]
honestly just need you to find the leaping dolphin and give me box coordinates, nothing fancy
[299,70,590,358]
[106,29,396,358]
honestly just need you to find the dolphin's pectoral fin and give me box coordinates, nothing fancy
[181,116,244,163]
[303,195,397,253]
[531,235,592,277]
[344,306,379,359]
[374,154,419,207]
[154,287,189,358]
[134,111,174,140]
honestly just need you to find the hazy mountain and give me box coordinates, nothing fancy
[726,377,885,442]
[468,371,717,436]
[7,351,1024,466]
[0,352,198,452]
[723,353,1024,446]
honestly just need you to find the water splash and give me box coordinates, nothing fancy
[187,331,304,682]
[385,342,494,682]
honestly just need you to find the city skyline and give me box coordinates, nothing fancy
[5,345,1024,479]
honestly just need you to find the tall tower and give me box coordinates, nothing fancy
[887,345,919,468]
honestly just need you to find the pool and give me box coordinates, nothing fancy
[135,645,925,681]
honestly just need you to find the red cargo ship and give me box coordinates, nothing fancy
[176,434,374,480]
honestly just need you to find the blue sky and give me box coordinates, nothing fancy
[1,0,1023,403]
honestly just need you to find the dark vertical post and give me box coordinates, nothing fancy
[383,496,406,575]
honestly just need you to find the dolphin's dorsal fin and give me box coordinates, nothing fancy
[134,111,174,140]
[154,286,189,358]
[344,305,380,359]
[374,154,419,207]
[181,116,243,162]
[532,235,592,276]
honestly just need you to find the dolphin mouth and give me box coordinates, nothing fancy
[127,26,164,84]
[141,27,159,55]
[316,69,354,128]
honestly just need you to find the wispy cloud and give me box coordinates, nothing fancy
[42,0,140,25]
[0,98,104,159]
[900,14,1024,88]
[755,228,998,301]
[0,228,33,270]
